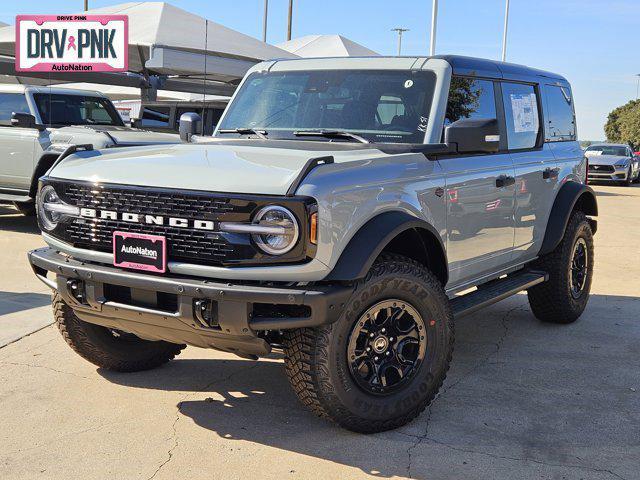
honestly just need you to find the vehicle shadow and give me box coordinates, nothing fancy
[0,291,51,315]
[98,293,640,479]
[0,204,40,234]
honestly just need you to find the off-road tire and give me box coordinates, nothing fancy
[527,211,594,323]
[13,201,36,216]
[53,294,185,372]
[282,253,454,433]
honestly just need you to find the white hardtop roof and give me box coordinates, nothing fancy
[0,84,104,97]
[277,35,379,58]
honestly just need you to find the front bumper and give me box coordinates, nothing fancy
[587,165,629,182]
[28,247,353,357]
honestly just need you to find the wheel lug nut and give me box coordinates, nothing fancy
[369,333,375,338]
[381,328,386,333]
[374,356,379,361]
[366,347,371,352]
[389,337,394,342]
[386,351,390,356]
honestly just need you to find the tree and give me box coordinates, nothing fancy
[445,77,482,124]
[604,99,640,149]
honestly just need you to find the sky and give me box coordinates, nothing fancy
[2,0,639,140]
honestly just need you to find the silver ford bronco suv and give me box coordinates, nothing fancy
[28,56,597,433]
[0,85,179,215]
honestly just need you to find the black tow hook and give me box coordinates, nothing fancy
[66,279,87,305]
[193,299,219,329]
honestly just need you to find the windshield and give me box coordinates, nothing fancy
[217,69,436,144]
[33,93,124,127]
[585,145,628,156]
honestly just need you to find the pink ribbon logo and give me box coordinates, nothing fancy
[67,36,76,51]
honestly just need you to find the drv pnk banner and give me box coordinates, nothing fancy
[15,15,128,72]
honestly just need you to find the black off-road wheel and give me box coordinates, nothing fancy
[13,201,36,216]
[527,211,594,324]
[283,254,454,433]
[53,294,185,372]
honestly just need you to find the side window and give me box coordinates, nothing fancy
[501,82,540,150]
[0,93,31,125]
[544,85,576,141]
[444,77,496,125]
[139,106,171,128]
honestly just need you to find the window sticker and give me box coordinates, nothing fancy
[510,93,539,133]
[404,79,414,88]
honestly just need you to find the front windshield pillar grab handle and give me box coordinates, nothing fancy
[286,156,335,197]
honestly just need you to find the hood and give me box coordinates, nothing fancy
[586,154,629,166]
[49,140,387,195]
[51,125,180,146]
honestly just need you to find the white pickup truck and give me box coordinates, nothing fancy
[0,85,179,214]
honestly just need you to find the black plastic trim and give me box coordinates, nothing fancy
[286,155,334,196]
[324,211,447,282]
[28,247,354,331]
[538,181,598,256]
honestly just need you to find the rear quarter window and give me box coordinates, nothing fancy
[544,85,576,141]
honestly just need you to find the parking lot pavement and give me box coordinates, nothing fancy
[1,185,639,480]
[0,205,49,347]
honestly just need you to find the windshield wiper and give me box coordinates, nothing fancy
[293,130,369,144]
[218,128,268,140]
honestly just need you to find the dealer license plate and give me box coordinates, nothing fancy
[113,231,166,273]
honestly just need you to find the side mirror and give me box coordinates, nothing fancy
[179,112,202,142]
[444,118,500,154]
[11,112,41,130]
[130,118,142,129]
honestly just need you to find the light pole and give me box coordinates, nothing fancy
[636,74,640,100]
[84,0,88,11]
[429,0,438,56]
[262,0,268,42]
[501,0,510,61]
[287,0,293,41]
[392,28,409,56]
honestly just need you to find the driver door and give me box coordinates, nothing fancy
[441,77,516,287]
[0,93,39,190]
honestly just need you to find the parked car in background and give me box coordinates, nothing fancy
[0,85,180,214]
[131,99,229,136]
[585,143,640,185]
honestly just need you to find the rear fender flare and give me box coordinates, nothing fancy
[539,181,598,256]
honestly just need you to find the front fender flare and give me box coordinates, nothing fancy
[323,211,446,282]
[538,181,598,256]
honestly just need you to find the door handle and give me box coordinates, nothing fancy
[496,175,515,188]
[542,167,559,179]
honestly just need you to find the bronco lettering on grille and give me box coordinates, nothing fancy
[79,208,216,231]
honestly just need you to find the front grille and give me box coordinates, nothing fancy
[588,164,614,173]
[54,182,270,266]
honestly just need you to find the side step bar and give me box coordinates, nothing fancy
[451,270,548,319]
[0,193,31,203]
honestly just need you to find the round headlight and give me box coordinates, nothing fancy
[37,185,78,231]
[252,206,299,255]
[38,185,62,231]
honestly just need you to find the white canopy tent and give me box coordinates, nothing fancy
[0,2,297,96]
[277,35,379,58]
